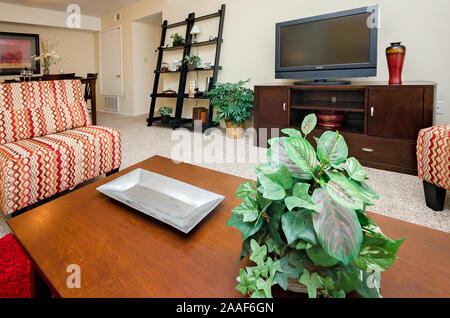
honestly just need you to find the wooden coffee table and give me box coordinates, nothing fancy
[7,156,450,298]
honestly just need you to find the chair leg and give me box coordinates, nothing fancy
[106,168,119,177]
[423,181,446,211]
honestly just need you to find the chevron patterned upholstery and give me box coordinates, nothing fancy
[0,80,121,215]
[417,125,450,190]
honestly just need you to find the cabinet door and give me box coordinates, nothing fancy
[256,87,289,126]
[368,88,424,139]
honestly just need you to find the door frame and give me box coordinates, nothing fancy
[99,25,124,96]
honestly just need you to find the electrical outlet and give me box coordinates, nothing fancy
[436,100,444,115]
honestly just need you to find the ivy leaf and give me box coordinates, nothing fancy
[356,271,382,298]
[226,213,263,240]
[354,238,404,272]
[281,210,318,245]
[325,172,365,211]
[239,223,268,262]
[249,239,267,267]
[281,128,302,137]
[285,183,319,211]
[311,189,363,265]
[236,181,256,198]
[267,202,284,244]
[345,157,367,182]
[299,268,324,298]
[255,163,292,200]
[266,238,287,256]
[256,278,275,298]
[331,289,346,298]
[284,136,318,176]
[335,271,359,293]
[306,244,340,267]
[301,113,317,136]
[232,197,259,222]
[236,268,257,295]
[317,131,348,165]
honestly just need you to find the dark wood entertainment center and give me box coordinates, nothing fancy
[254,82,435,175]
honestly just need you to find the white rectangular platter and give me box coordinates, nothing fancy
[97,168,225,233]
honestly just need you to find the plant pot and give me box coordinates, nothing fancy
[173,41,184,47]
[225,121,245,139]
[316,111,345,128]
[161,115,171,124]
[386,42,406,85]
[188,63,196,71]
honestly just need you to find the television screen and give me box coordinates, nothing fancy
[275,6,378,82]
[280,13,371,67]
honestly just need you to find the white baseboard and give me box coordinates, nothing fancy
[97,110,147,117]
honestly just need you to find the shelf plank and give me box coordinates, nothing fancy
[291,103,364,113]
[151,93,209,100]
[162,39,221,51]
[155,66,221,74]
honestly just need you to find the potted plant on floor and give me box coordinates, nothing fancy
[183,54,201,71]
[207,79,254,139]
[170,33,185,47]
[159,107,173,124]
[227,114,404,298]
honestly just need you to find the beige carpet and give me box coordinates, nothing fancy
[1,112,449,237]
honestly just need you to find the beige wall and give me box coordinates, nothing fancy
[102,0,450,124]
[0,22,103,110]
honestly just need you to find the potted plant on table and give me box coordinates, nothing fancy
[159,107,173,124]
[33,39,61,75]
[207,79,254,139]
[227,114,404,298]
[183,54,201,71]
[170,33,185,47]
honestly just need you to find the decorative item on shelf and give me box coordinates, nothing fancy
[159,107,173,124]
[190,25,201,43]
[162,89,176,97]
[228,113,404,298]
[386,42,406,85]
[33,39,61,75]
[209,35,217,41]
[189,81,196,98]
[161,62,169,72]
[193,107,208,129]
[203,62,212,70]
[184,54,201,71]
[194,89,206,98]
[207,79,254,139]
[170,60,178,72]
[170,33,184,47]
[316,110,346,128]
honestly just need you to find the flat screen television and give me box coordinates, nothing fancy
[275,5,378,84]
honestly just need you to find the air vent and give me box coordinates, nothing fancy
[104,96,119,112]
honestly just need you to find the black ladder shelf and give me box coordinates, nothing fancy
[146,4,226,130]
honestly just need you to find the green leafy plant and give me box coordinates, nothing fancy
[183,54,201,68]
[228,113,404,298]
[170,33,184,46]
[207,79,254,125]
[159,107,173,116]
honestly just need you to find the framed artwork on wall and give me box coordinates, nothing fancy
[0,32,40,76]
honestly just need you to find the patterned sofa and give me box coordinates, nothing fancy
[417,125,450,211]
[0,80,122,216]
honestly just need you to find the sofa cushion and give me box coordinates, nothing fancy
[0,126,121,215]
[0,80,91,145]
[417,125,450,190]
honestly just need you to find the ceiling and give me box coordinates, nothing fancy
[0,0,143,17]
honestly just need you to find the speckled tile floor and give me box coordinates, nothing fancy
[1,112,448,237]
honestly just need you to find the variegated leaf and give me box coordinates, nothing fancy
[281,128,302,137]
[284,136,318,176]
[301,113,317,136]
[325,173,365,211]
[317,131,348,165]
[268,137,311,180]
[311,189,363,265]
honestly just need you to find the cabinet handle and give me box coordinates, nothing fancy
[370,107,374,117]
[362,148,374,153]
[283,102,287,111]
